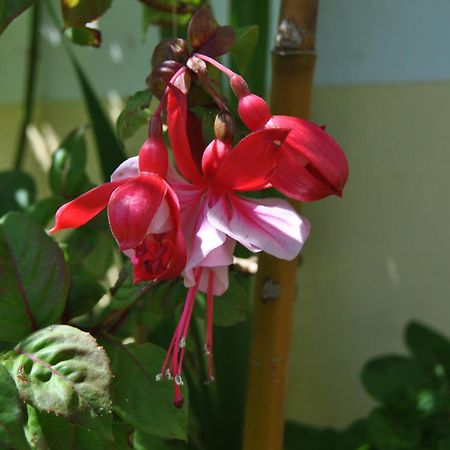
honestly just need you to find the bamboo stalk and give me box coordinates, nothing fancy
[242,2,319,450]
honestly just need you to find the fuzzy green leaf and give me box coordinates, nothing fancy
[1,325,112,439]
[0,212,69,342]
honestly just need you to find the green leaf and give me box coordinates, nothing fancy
[61,0,112,28]
[1,325,113,439]
[49,128,88,198]
[66,225,115,280]
[361,355,434,413]
[230,0,269,96]
[0,170,36,216]
[368,408,421,450]
[336,419,370,450]
[116,90,153,142]
[69,57,126,181]
[195,272,248,327]
[64,26,101,47]
[26,197,62,227]
[103,339,188,441]
[25,405,110,450]
[230,26,259,73]
[0,212,69,342]
[0,0,36,35]
[284,421,337,450]
[439,438,450,450]
[406,321,450,381]
[64,275,105,319]
[0,363,28,450]
[133,430,189,450]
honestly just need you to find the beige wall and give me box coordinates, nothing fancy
[286,81,450,427]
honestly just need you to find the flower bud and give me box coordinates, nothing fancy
[214,111,235,142]
[230,75,271,130]
[138,117,168,176]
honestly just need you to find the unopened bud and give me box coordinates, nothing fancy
[230,75,271,130]
[138,120,169,177]
[214,111,235,141]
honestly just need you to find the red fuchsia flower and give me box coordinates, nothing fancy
[153,83,311,407]
[192,53,349,202]
[50,117,186,283]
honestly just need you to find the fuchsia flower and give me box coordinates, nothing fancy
[194,53,349,202]
[51,118,186,283]
[153,83,311,407]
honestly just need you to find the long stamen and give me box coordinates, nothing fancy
[205,270,215,383]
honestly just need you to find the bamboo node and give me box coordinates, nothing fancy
[275,17,302,53]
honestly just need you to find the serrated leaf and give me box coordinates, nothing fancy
[0,170,36,215]
[1,325,112,440]
[0,212,69,342]
[361,355,434,413]
[103,339,188,441]
[64,26,101,47]
[49,128,88,198]
[116,90,153,142]
[61,0,111,28]
[69,56,126,181]
[195,272,248,327]
[230,25,259,73]
[0,363,28,450]
[0,0,36,35]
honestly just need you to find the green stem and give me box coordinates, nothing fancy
[14,2,41,170]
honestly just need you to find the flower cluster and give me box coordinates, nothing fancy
[51,8,348,408]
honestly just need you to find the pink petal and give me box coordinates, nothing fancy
[108,174,167,251]
[267,115,349,201]
[184,197,226,274]
[50,180,126,233]
[197,266,230,296]
[167,84,204,184]
[111,157,139,182]
[212,128,290,191]
[207,193,310,260]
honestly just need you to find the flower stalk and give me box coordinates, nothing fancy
[242,2,319,450]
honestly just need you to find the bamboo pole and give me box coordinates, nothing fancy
[242,2,319,450]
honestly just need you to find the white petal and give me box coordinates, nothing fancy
[207,194,310,260]
[111,156,139,181]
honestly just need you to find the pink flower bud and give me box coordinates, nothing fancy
[138,117,168,176]
[230,75,271,130]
